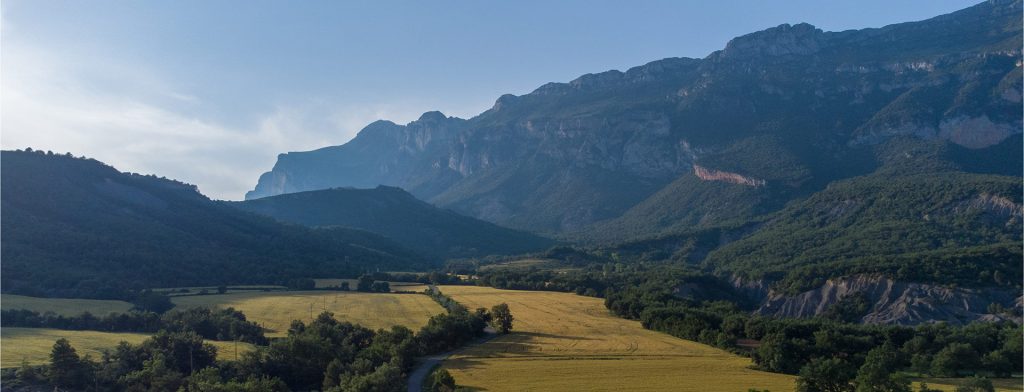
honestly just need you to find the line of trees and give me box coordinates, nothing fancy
[5,292,498,391]
[2,306,269,344]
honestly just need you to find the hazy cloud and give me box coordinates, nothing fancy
[1,42,425,200]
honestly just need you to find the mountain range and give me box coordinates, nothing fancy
[245,0,1022,249]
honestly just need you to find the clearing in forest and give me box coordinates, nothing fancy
[438,285,796,392]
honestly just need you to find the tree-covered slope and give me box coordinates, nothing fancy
[232,186,553,260]
[0,150,426,299]
[705,168,1022,293]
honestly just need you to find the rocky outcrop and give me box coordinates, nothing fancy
[750,274,1022,325]
[692,165,765,187]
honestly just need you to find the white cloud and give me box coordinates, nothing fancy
[0,42,430,200]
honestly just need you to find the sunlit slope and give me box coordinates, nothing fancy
[439,285,795,392]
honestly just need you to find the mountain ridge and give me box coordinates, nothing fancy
[246,0,1022,243]
[233,186,553,261]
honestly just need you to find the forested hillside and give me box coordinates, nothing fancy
[0,150,426,299]
[232,186,552,261]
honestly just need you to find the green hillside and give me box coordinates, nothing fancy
[232,186,553,260]
[0,150,426,299]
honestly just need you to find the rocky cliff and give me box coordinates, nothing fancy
[247,0,1022,241]
[749,274,1022,325]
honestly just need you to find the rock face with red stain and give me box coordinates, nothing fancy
[692,165,765,187]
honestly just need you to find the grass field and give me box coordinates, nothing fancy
[171,291,443,337]
[1,294,134,316]
[438,285,796,392]
[911,378,1022,392]
[1,328,255,368]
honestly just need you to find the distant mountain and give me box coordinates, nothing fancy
[0,150,426,299]
[246,0,1022,243]
[232,186,553,260]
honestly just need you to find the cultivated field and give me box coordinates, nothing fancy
[911,378,1022,392]
[171,291,443,337]
[1,294,134,316]
[1,328,255,368]
[438,285,796,392]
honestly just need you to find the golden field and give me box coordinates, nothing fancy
[911,378,1022,392]
[1,294,134,316]
[0,328,255,368]
[171,291,443,337]
[438,285,796,392]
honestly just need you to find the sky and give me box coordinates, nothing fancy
[1,1,981,200]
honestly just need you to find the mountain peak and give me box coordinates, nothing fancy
[416,111,448,123]
[721,22,824,59]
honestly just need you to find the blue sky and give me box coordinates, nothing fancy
[1,1,980,199]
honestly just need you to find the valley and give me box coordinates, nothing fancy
[437,286,796,392]
[1,1,1022,391]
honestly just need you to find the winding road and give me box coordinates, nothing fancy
[407,326,497,392]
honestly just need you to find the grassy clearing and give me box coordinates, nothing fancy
[438,285,796,392]
[1,294,134,316]
[0,328,254,368]
[171,291,443,337]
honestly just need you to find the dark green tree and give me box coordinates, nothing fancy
[427,367,456,392]
[490,303,513,334]
[357,275,375,292]
[47,338,89,389]
[854,345,910,392]
[796,357,856,392]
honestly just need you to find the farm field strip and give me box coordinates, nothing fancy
[171,290,443,336]
[438,285,796,392]
[1,294,134,316]
[0,328,254,368]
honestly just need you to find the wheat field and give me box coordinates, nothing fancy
[1,294,134,316]
[171,291,443,337]
[438,285,796,392]
[1,328,255,368]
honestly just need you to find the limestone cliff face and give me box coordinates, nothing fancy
[747,274,1021,325]
[247,0,1022,236]
[692,165,765,187]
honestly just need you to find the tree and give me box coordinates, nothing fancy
[427,368,457,392]
[217,285,228,294]
[48,338,89,389]
[340,281,351,291]
[490,303,513,334]
[931,343,980,377]
[796,357,856,392]
[133,290,175,313]
[371,281,390,293]
[357,275,375,292]
[854,345,910,392]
